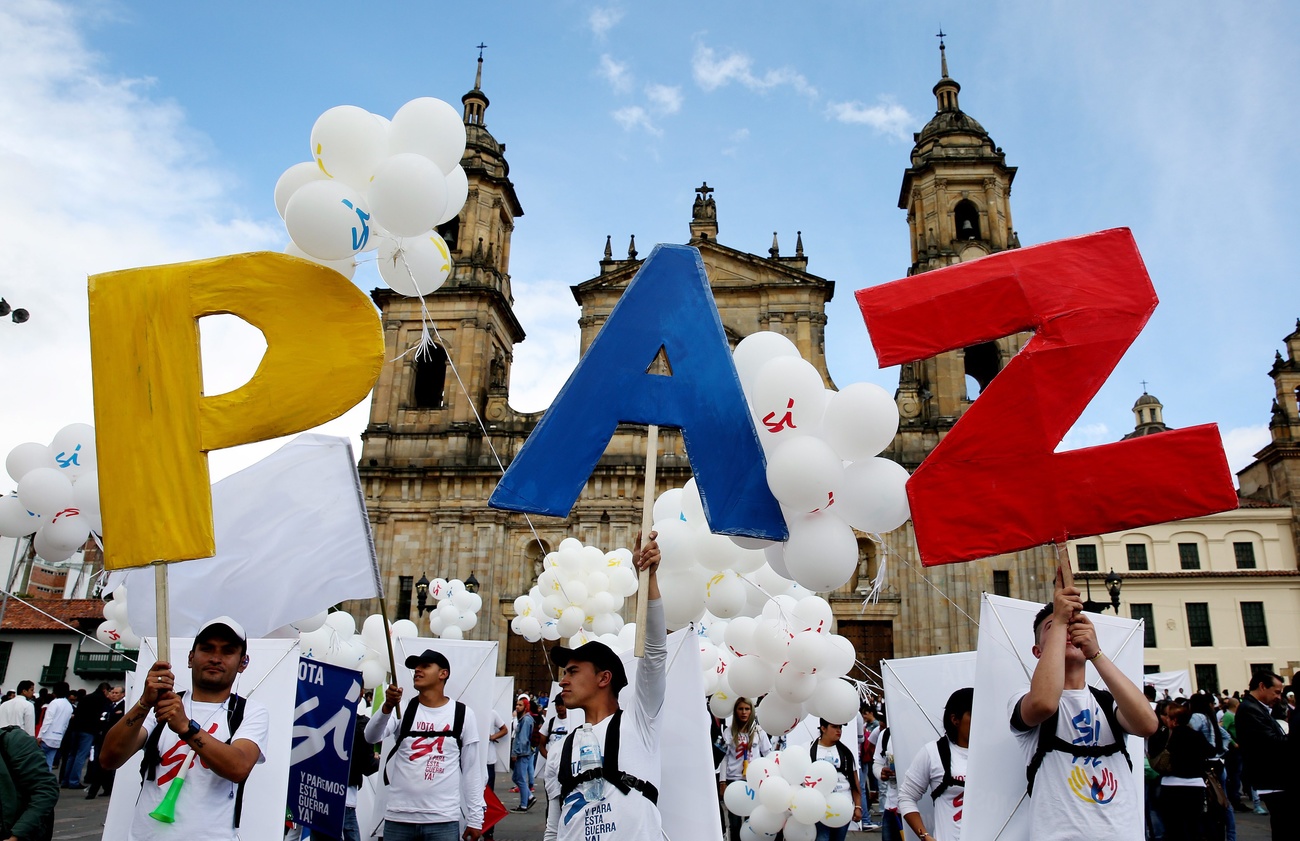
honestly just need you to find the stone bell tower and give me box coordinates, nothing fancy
[888,37,1026,469]
[1238,319,1300,547]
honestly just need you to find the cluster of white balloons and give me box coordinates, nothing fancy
[723,748,855,841]
[509,538,641,646]
[424,578,483,639]
[276,98,468,296]
[701,595,861,734]
[298,611,418,690]
[96,586,141,650]
[734,331,911,592]
[0,424,101,562]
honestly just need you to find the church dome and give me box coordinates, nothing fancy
[1134,391,1162,408]
[917,108,989,144]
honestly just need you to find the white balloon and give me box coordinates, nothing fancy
[791,597,834,635]
[745,755,780,788]
[783,816,818,841]
[439,165,469,225]
[781,512,859,593]
[513,595,534,617]
[709,689,736,719]
[836,458,912,534]
[310,105,388,190]
[293,611,329,633]
[756,694,805,737]
[650,517,694,574]
[274,161,328,218]
[658,568,707,630]
[324,611,357,638]
[822,791,854,828]
[739,820,778,841]
[806,758,838,795]
[18,468,74,517]
[440,624,464,640]
[765,437,843,514]
[747,804,787,835]
[777,746,813,785]
[432,614,449,636]
[299,627,334,661]
[285,179,372,260]
[733,331,800,395]
[750,356,827,450]
[389,97,467,175]
[429,578,449,600]
[0,493,39,538]
[821,383,899,461]
[455,612,478,632]
[692,529,749,573]
[787,631,829,674]
[730,546,767,576]
[557,606,585,637]
[119,627,141,649]
[724,615,757,658]
[751,619,791,666]
[811,678,859,725]
[389,619,419,639]
[71,470,101,534]
[49,424,96,479]
[517,615,541,640]
[822,634,856,677]
[41,508,90,552]
[378,231,452,297]
[361,660,386,690]
[369,153,450,237]
[285,242,357,280]
[607,566,639,598]
[757,775,792,813]
[763,544,794,580]
[96,622,120,646]
[728,654,776,699]
[788,787,827,826]
[703,570,747,618]
[679,479,706,528]
[652,488,684,524]
[591,612,623,636]
[724,780,761,817]
[773,663,817,703]
[6,442,54,483]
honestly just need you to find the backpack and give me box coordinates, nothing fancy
[930,736,963,801]
[139,691,247,828]
[557,710,659,805]
[383,700,466,785]
[1025,686,1131,796]
[808,740,860,795]
[0,725,53,841]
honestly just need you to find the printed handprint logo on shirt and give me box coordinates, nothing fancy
[1067,766,1118,804]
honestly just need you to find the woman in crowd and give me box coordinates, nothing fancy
[811,719,863,841]
[1188,693,1232,841]
[1150,700,1213,841]
[717,697,771,841]
[898,687,972,841]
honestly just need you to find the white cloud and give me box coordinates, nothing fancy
[645,83,682,115]
[588,6,623,38]
[722,127,750,157]
[827,99,915,140]
[612,105,661,136]
[598,53,632,93]
[506,282,582,413]
[0,0,343,485]
[1221,424,1270,477]
[692,44,817,98]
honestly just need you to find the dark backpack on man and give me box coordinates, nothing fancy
[1025,686,1131,796]
[139,691,248,827]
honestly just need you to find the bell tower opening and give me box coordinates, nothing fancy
[412,346,448,409]
[954,199,980,241]
[964,341,1000,395]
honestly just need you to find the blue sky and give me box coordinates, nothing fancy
[0,0,1296,484]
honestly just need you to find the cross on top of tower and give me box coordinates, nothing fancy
[476,42,488,59]
[1141,379,1149,393]
[695,182,714,198]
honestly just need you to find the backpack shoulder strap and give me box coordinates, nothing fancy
[931,736,962,801]
[836,742,859,795]
[452,701,466,742]
[225,694,247,829]
[557,726,580,797]
[1025,708,1062,797]
[1088,686,1132,770]
[880,728,890,753]
[140,690,186,782]
[382,701,423,785]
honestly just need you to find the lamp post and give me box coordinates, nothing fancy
[1082,568,1123,614]
[464,572,479,594]
[0,299,29,324]
[415,573,430,616]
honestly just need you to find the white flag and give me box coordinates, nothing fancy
[123,434,382,639]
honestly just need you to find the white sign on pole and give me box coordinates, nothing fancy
[880,651,978,841]
[356,637,498,839]
[103,638,301,840]
[493,675,514,770]
[963,595,1146,841]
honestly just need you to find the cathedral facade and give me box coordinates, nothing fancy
[350,49,1061,692]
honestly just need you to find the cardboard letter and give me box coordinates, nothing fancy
[856,229,1238,565]
[89,252,384,569]
[489,244,786,540]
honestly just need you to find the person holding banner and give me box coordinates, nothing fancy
[552,532,663,841]
[898,688,971,841]
[365,648,486,841]
[1009,574,1157,840]
[100,616,271,840]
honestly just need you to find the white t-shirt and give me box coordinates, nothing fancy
[128,697,270,841]
[870,727,898,811]
[897,739,966,841]
[718,726,771,782]
[1010,689,1138,840]
[487,709,506,767]
[542,710,585,799]
[0,697,34,735]
[367,700,485,829]
[37,697,72,747]
[558,599,666,841]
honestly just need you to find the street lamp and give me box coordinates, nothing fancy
[464,572,479,594]
[415,573,430,615]
[0,299,29,324]
[1082,568,1123,613]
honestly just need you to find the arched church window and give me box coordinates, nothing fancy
[964,341,1001,395]
[412,345,448,409]
[954,199,980,241]
[437,217,460,252]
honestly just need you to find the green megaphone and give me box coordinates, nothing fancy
[148,776,185,823]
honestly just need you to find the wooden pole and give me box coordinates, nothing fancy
[1055,540,1074,591]
[154,562,170,665]
[376,596,401,681]
[634,423,659,658]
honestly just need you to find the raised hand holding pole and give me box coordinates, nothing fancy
[634,424,659,658]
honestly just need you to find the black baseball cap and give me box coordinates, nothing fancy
[404,649,451,673]
[550,641,627,693]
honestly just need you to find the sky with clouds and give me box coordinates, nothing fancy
[0,0,1296,489]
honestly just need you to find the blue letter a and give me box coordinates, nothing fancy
[489,244,787,540]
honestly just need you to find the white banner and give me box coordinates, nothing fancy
[493,675,514,769]
[963,595,1145,841]
[103,638,301,840]
[881,651,977,841]
[122,434,381,639]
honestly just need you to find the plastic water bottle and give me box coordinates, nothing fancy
[573,724,607,801]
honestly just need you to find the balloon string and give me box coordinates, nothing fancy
[0,587,137,664]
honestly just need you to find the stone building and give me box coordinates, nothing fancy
[352,47,1061,692]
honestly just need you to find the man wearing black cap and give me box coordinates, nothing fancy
[365,647,485,841]
[100,615,271,840]
[551,533,663,841]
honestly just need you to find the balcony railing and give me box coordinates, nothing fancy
[73,650,138,678]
